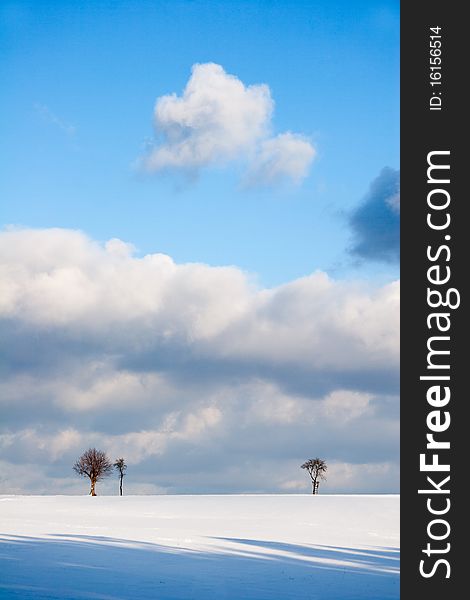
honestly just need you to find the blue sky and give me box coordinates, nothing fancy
[1,0,399,286]
[0,1,400,494]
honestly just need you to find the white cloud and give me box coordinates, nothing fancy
[0,227,399,493]
[321,390,373,423]
[145,63,272,169]
[0,228,399,372]
[244,133,316,186]
[0,428,82,463]
[140,63,315,185]
[324,461,400,493]
[58,369,171,412]
[386,192,400,214]
[0,405,220,467]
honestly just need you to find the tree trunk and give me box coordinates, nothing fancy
[312,477,319,494]
[90,479,97,496]
[119,475,123,496]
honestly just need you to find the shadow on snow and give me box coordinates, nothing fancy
[0,534,399,600]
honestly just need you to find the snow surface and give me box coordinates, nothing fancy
[0,495,399,599]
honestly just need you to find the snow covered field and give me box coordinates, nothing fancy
[0,495,399,599]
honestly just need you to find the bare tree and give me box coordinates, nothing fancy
[73,448,113,496]
[113,458,127,496]
[301,458,327,494]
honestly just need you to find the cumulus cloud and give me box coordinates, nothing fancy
[0,228,399,494]
[140,63,315,185]
[244,133,316,187]
[349,167,400,262]
[144,63,272,170]
[0,228,399,375]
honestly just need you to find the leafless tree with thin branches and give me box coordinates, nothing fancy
[73,448,113,496]
[114,458,127,496]
[301,458,327,494]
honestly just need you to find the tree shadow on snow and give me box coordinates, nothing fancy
[0,533,399,600]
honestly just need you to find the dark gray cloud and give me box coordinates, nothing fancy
[349,167,400,262]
